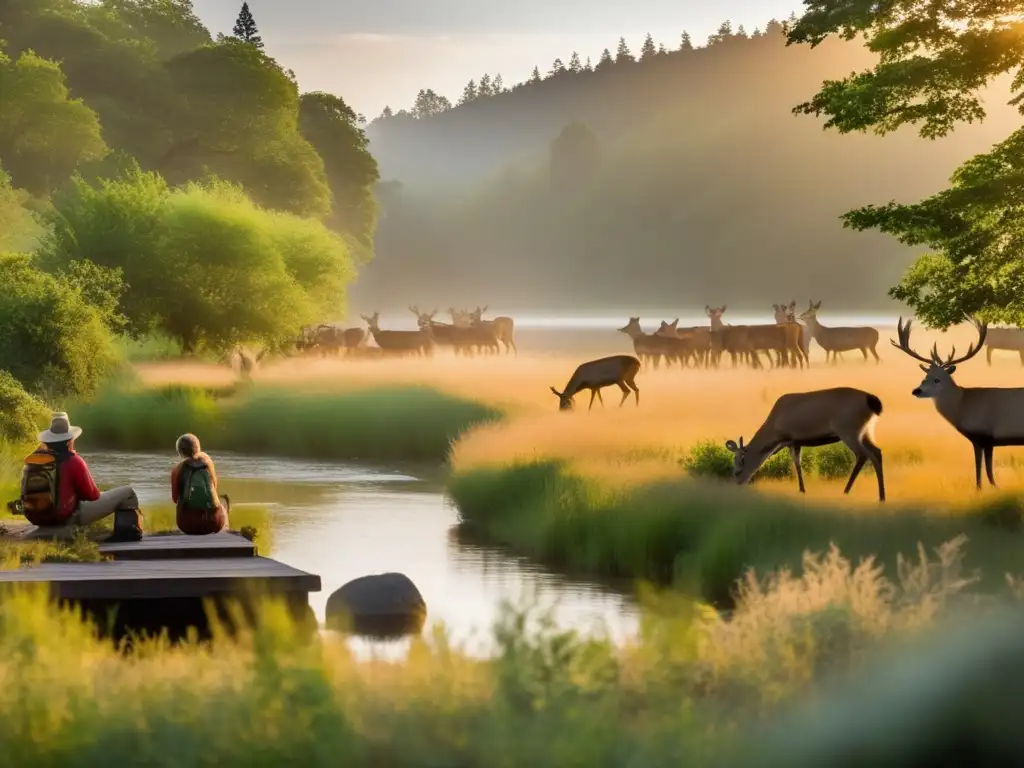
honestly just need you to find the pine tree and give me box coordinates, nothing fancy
[708,20,732,46]
[596,48,613,70]
[679,30,693,50]
[379,106,393,119]
[639,32,656,60]
[751,27,762,37]
[568,51,582,72]
[459,79,477,104]
[615,36,633,63]
[584,56,593,71]
[736,24,748,37]
[657,42,667,55]
[232,2,263,48]
[549,57,566,76]
[530,65,542,82]
[478,73,492,96]
[492,73,504,92]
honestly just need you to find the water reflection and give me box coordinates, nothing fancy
[86,450,640,657]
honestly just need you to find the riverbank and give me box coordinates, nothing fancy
[0,533,994,765]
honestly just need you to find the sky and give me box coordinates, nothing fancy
[190,1,801,118]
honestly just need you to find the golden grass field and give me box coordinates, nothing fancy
[132,320,1024,510]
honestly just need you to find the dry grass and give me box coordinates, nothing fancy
[135,321,1024,506]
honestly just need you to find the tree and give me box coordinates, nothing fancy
[298,92,380,252]
[640,33,656,60]
[164,39,330,218]
[736,24,748,38]
[0,371,50,446]
[595,48,613,71]
[529,65,541,83]
[492,73,504,92]
[549,121,601,190]
[583,56,592,72]
[568,52,582,73]
[0,252,119,400]
[411,88,451,118]
[615,37,633,63]
[459,79,477,105]
[38,169,355,355]
[787,0,1024,326]
[752,27,762,37]
[0,166,42,253]
[478,73,492,96]
[232,1,262,48]
[379,106,393,119]
[0,49,107,195]
[549,58,565,76]
[657,43,667,55]
[708,21,733,46]
[679,31,693,50]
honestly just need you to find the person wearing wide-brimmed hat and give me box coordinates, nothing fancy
[21,412,139,535]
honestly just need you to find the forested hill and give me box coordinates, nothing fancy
[354,22,1015,314]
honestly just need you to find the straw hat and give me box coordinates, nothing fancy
[38,412,83,444]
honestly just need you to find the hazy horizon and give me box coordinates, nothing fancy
[190,0,799,116]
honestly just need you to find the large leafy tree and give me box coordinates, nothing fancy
[787,1,1024,327]
[0,49,107,195]
[298,92,380,254]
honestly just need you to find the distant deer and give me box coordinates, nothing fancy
[705,306,759,368]
[983,326,1024,366]
[891,316,1024,489]
[773,301,811,363]
[799,301,880,364]
[725,387,885,501]
[237,347,269,380]
[361,312,434,357]
[550,355,641,411]
[617,317,669,369]
[657,319,710,367]
[470,306,517,355]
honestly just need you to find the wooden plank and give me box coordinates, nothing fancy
[99,532,255,560]
[0,557,321,601]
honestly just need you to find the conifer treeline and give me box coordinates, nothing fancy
[375,16,795,121]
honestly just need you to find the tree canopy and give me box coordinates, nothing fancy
[787,0,1024,327]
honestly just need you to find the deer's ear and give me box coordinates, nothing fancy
[725,440,739,453]
[945,365,956,374]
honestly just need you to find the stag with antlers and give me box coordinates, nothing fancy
[891,315,1024,489]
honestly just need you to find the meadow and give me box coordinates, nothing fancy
[101,322,1024,606]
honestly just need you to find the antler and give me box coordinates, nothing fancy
[890,317,936,365]
[940,314,988,367]
[409,305,419,315]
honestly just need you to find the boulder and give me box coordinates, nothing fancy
[325,572,427,638]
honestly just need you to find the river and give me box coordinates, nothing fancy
[86,451,640,656]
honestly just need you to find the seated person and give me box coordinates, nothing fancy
[20,412,140,537]
[171,433,229,535]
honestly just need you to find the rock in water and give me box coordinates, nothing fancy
[325,572,427,638]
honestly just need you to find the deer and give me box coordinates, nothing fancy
[705,306,760,369]
[470,306,517,355]
[657,320,710,367]
[983,326,1024,366]
[799,301,880,364]
[550,355,641,411]
[725,387,885,501]
[773,301,811,365]
[412,306,469,355]
[891,315,1024,489]
[361,312,434,357]
[617,317,669,369]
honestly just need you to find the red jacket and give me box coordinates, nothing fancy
[57,453,101,521]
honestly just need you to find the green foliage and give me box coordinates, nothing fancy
[0,165,43,253]
[231,1,262,49]
[0,252,119,400]
[39,168,353,354]
[0,48,107,194]
[680,441,857,481]
[787,1,1024,327]
[0,371,49,445]
[69,383,505,462]
[298,92,379,253]
[449,460,1023,607]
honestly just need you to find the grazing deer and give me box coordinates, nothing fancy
[891,316,1024,489]
[361,312,434,357]
[470,306,517,355]
[773,301,811,364]
[799,301,880,364]
[550,355,641,411]
[983,326,1024,366]
[617,317,669,369]
[725,387,885,500]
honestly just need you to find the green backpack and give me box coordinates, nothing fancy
[179,459,216,510]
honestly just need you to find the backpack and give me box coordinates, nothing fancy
[179,459,216,511]
[19,448,63,526]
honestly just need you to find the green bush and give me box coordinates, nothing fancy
[680,440,862,482]
[0,371,49,445]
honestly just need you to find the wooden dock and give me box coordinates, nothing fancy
[0,524,320,641]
